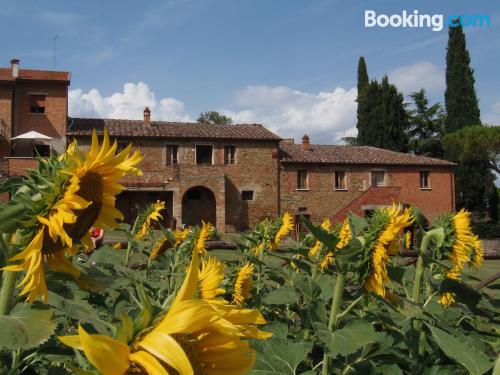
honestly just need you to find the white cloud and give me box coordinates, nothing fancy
[482,100,500,124]
[223,85,358,144]
[68,82,191,122]
[389,61,445,95]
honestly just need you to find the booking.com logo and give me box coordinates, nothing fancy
[365,10,491,32]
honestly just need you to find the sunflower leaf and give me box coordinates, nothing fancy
[301,216,339,249]
[250,338,313,375]
[315,319,384,358]
[262,286,299,305]
[0,305,57,350]
[426,324,493,375]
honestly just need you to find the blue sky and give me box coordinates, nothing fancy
[0,0,499,144]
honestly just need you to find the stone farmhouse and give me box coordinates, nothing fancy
[0,60,456,233]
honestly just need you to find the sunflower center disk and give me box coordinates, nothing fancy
[66,171,104,241]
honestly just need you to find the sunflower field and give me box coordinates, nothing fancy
[0,133,498,375]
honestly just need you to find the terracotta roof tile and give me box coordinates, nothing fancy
[279,143,455,166]
[0,68,70,82]
[67,118,281,141]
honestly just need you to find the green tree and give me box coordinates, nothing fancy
[444,125,500,216]
[357,76,409,152]
[197,111,232,125]
[407,89,445,157]
[443,125,500,174]
[356,57,369,144]
[445,22,481,133]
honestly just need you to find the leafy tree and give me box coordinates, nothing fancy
[197,111,232,125]
[407,89,445,157]
[357,76,409,152]
[356,57,369,144]
[445,22,481,133]
[443,125,500,174]
[444,125,499,215]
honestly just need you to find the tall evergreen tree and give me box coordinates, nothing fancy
[356,57,369,144]
[407,89,445,157]
[444,22,496,214]
[357,76,409,152]
[445,23,481,132]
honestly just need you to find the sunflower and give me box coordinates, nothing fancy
[3,129,142,303]
[199,257,226,300]
[434,209,484,307]
[196,222,213,256]
[233,263,254,308]
[149,228,190,260]
[269,212,293,251]
[308,218,332,258]
[60,235,268,375]
[363,204,414,298]
[135,201,166,239]
[319,218,352,270]
[404,231,412,250]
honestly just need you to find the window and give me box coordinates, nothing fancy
[166,144,179,165]
[298,207,308,213]
[241,190,254,201]
[224,145,236,165]
[334,171,347,190]
[371,171,385,187]
[30,95,46,114]
[196,145,213,165]
[33,144,50,157]
[297,170,309,190]
[420,171,430,189]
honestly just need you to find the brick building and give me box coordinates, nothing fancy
[0,61,456,231]
[0,59,70,179]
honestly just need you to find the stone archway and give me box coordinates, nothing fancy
[182,186,216,227]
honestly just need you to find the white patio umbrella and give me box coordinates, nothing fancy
[11,131,53,140]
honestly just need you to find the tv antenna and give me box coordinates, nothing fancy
[53,35,59,70]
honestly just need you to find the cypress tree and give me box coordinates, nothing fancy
[357,76,409,152]
[444,22,496,214]
[445,23,481,132]
[356,57,369,144]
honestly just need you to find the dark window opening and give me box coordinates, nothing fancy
[420,171,430,189]
[297,170,309,190]
[242,190,254,201]
[335,171,347,190]
[196,145,213,165]
[224,145,236,164]
[30,95,46,114]
[364,209,375,218]
[185,189,201,200]
[33,144,50,157]
[166,145,179,165]
[371,171,385,187]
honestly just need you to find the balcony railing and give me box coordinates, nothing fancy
[3,157,39,177]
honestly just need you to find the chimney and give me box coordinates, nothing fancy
[143,107,151,125]
[11,59,19,78]
[302,134,310,150]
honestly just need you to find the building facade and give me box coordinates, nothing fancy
[0,61,456,231]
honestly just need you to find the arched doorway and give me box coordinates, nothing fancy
[182,186,216,227]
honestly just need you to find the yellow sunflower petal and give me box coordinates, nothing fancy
[77,324,130,375]
[130,351,170,375]
[138,332,193,375]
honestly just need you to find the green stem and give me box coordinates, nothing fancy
[322,272,346,375]
[124,216,140,267]
[0,270,17,315]
[412,255,425,303]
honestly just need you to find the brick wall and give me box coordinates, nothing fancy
[74,137,279,232]
[15,81,68,153]
[0,84,12,158]
[280,164,454,225]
